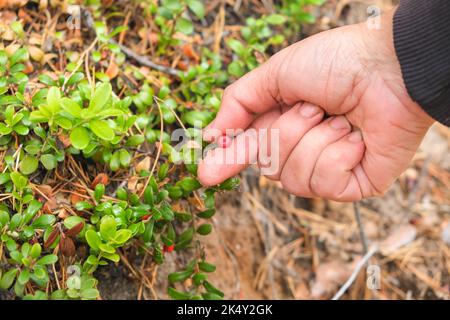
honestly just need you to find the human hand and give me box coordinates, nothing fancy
[198,10,434,201]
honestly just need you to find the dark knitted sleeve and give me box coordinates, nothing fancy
[393,0,450,126]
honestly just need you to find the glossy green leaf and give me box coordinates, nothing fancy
[19,155,39,175]
[89,82,112,112]
[70,126,90,150]
[89,119,114,141]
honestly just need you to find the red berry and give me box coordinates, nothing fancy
[142,214,151,221]
[163,244,175,253]
[217,135,231,148]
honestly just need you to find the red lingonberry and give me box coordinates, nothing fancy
[142,214,151,221]
[163,244,175,253]
[217,135,231,148]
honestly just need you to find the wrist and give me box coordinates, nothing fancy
[360,8,435,129]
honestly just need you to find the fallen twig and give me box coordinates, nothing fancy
[83,8,180,77]
[354,202,369,254]
[331,245,379,300]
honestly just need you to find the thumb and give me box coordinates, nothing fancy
[205,33,333,141]
[204,46,292,141]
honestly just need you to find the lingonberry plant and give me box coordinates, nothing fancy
[0,0,322,300]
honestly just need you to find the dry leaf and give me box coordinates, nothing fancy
[5,43,20,56]
[28,46,44,62]
[23,61,34,74]
[57,133,72,148]
[380,224,417,254]
[91,173,109,188]
[105,60,119,80]
[59,237,76,257]
[0,0,27,8]
[44,228,59,249]
[127,176,139,192]
[36,184,53,197]
[65,222,84,237]
[57,208,69,219]
[136,156,151,173]
[182,44,199,61]
[42,197,58,213]
[310,261,352,298]
[70,193,83,205]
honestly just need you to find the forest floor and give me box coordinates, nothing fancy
[97,0,450,300]
[0,0,447,301]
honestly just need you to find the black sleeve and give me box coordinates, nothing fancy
[393,0,450,126]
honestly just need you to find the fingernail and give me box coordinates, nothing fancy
[300,103,322,118]
[348,130,363,143]
[330,116,350,130]
[217,135,232,148]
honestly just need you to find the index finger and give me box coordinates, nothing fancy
[204,50,288,141]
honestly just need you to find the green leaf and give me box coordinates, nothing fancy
[197,209,215,219]
[89,82,112,112]
[187,0,205,19]
[192,273,207,286]
[11,21,25,38]
[19,155,39,175]
[158,163,169,180]
[14,124,29,135]
[203,280,224,297]
[168,270,193,283]
[36,254,58,266]
[40,154,57,170]
[109,151,120,171]
[176,17,194,35]
[10,171,28,190]
[98,243,115,254]
[85,230,101,251]
[125,135,145,147]
[219,177,240,190]
[21,243,31,257]
[196,223,212,236]
[198,261,216,273]
[182,110,214,127]
[60,98,82,118]
[100,216,117,241]
[101,252,120,262]
[114,229,132,244]
[89,119,114,141]
[29,243,42,259]
[94,183,105,202]
[0,51,8,65]
[168,287,191,300]
[0,268,18,289]
[266,14,287,25]
[227,39,246,56]
[179,177,201,192]
[118,149,131,167]
[0,210,10,227]
[66,72,84,86]
[10,48,28,65]
[81,288,99,300]
[38,74,56,86]
[33,266,47,279]
[32,214,56,229]
[143,219,154,243]
[47,87,61,112]
[70,126,90,150]
[227,60,245,77]
[17,269,30,285]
